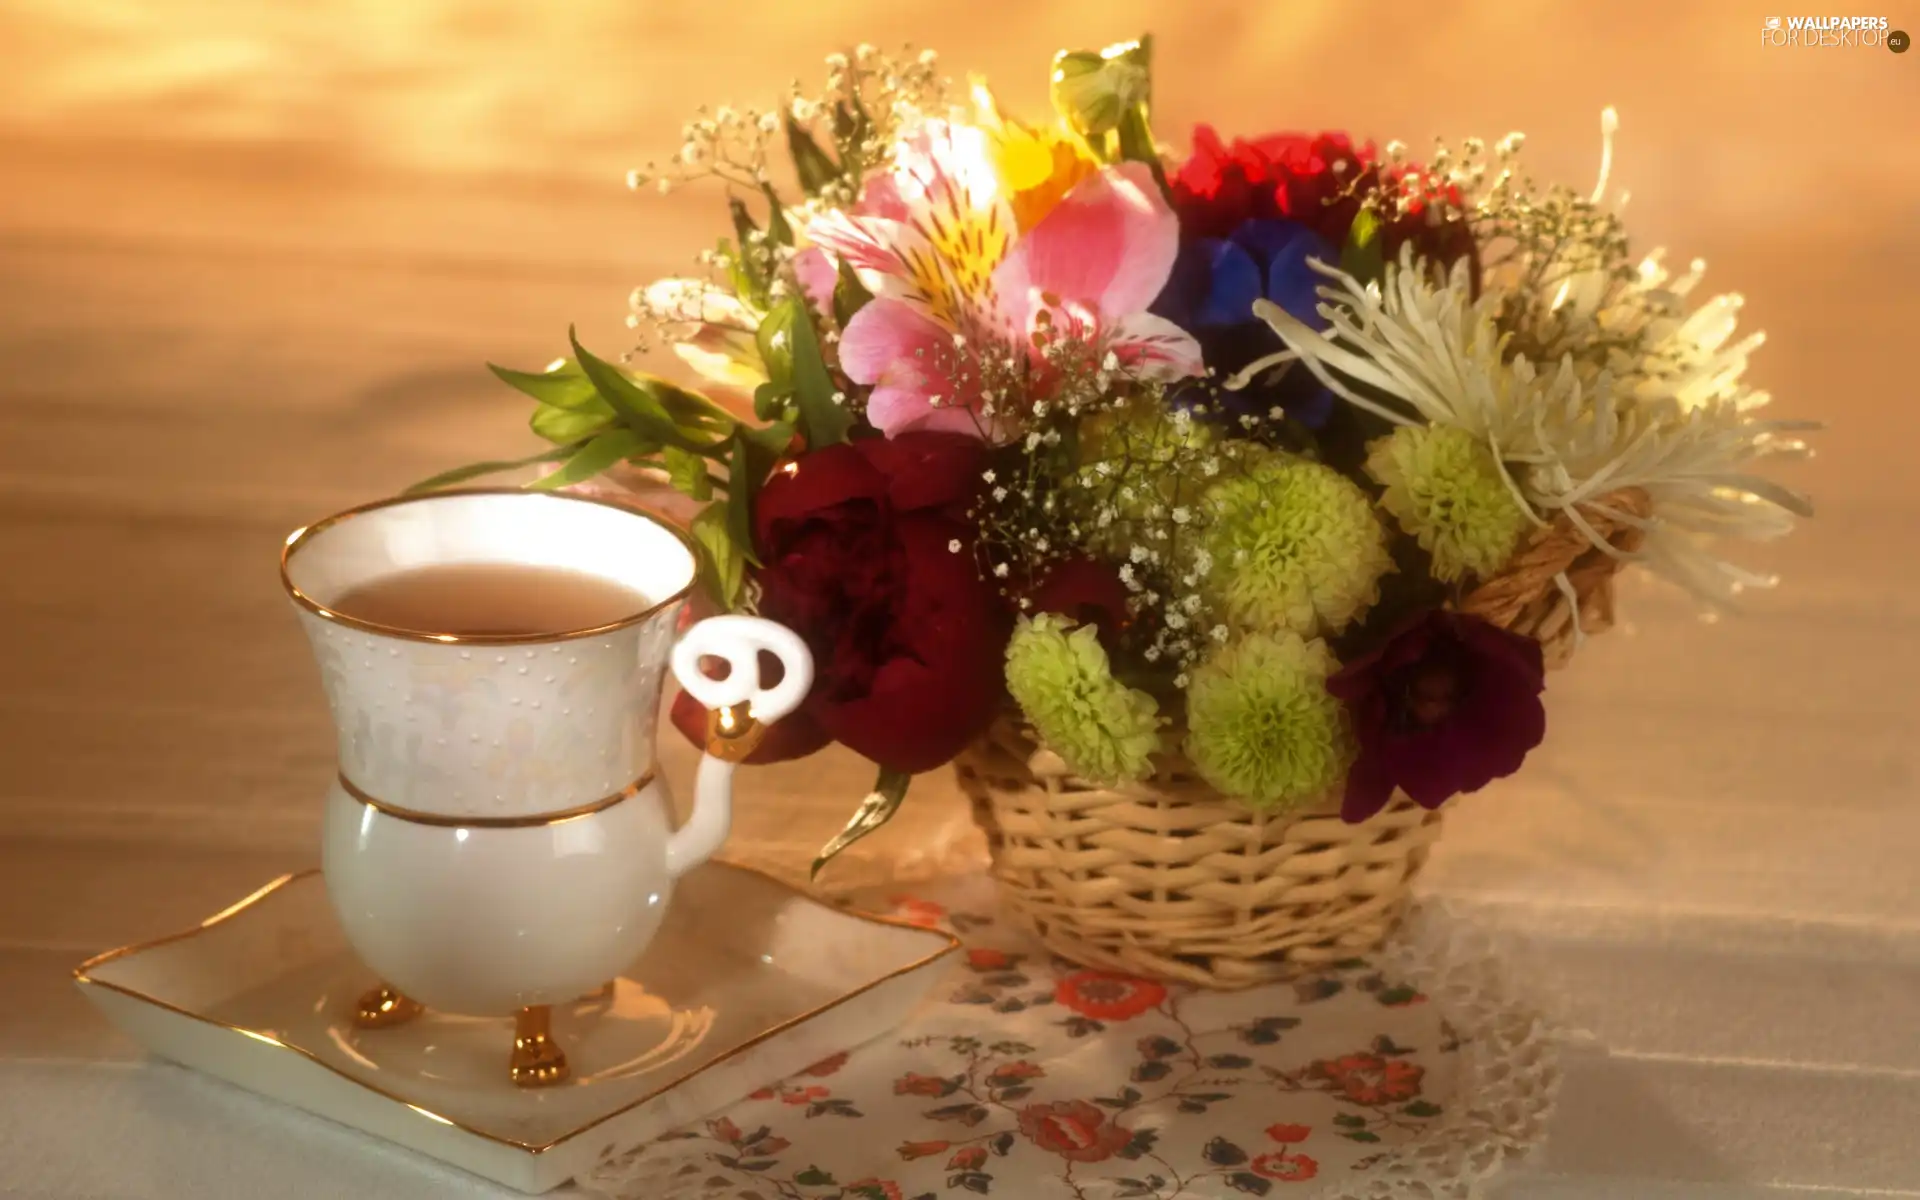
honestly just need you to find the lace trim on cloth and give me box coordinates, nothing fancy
[576,898,1561,1200]
[1314,902,1563,1199]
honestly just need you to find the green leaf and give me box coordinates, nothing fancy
[833,90,876,177]
[782,298,852,447]
[755,303,797,392]
[752,380,791,423]
[1372,1034,1415,1057]
[1333,1113,1368,1129]
[1114,106,1169,191]
[760,184,794,247]
[569,329,712,455]
[1202,1137,1247,1167]
[689,504,745,609]
[662,445,714,501]
[784,116,843,196]
[833,257,872,328]
[742,419,796,463]
[722,431,761,568]
[794,1167,836,1187]
[711,237,758,310]
[757,298,849,447]
[811,768,912,879]
[1341,208,1385,287]
[646,376,737,433]
[525,429,647,490]
[831,96,866,149]
[1402,1100,1443,1118]
[727,196,770,301]
[529,398,617,444]
[1342,1130,1383,1144]
[404,441,586,494]
[728,193,760,254]
[487,361,599,410]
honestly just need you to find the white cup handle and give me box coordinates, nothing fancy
[663,615,815,878]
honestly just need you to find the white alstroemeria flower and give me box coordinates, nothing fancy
[633,278,766,390]
[639,278,757,327]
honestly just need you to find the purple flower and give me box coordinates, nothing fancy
[1150,217,1338,429]
[1326,611,1547,823]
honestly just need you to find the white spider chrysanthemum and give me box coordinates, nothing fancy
[1251,250,1816,608]
[1506,247,1775,417]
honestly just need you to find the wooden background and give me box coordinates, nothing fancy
[1,1,1917,1194]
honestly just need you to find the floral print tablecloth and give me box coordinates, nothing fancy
[581,878,1558,1200]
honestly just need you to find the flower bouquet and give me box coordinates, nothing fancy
[425,37,1814,986]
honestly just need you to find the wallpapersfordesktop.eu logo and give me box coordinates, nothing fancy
[1760,15,1905,49]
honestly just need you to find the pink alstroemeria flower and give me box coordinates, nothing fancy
[791,246,839,315]
[808,122,1201,442]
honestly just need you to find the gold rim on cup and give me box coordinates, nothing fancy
[278,486,699,646]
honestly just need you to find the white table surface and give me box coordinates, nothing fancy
[2,2,1917,1195]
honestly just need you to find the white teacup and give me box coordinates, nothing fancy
[280,488,810,1086]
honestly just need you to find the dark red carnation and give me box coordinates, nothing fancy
[704,432,1009,773]
[1326,610,1547,823]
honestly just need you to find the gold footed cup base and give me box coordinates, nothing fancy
[353,987,581,1086]
[352,984,424,1029]
[510,1004,570,1088]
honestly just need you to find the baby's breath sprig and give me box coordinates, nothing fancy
[965,334,1274,678]
[622,44,953,351]
[1062,394,1260,671]
[628,102,784,199]
[788,43,953,210]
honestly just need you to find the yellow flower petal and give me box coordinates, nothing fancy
[971,80,1098,232]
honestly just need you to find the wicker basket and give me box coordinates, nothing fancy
[956,489,1651,989]
[957,723,1443,988]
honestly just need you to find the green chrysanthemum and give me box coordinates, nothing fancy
[1005,613,1161,784]
[1367,424,1531,583]
[1202,454,1391,637]
[1184,631,1353,813]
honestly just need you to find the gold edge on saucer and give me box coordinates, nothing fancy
[73,972,524,1150]
[71,862,963,1159]
[71,868,521,1151]
[73,871,307,977]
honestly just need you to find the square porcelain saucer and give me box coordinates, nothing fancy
[74,863,960,1193]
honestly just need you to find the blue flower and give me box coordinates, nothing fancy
[1151,218,1339,430]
